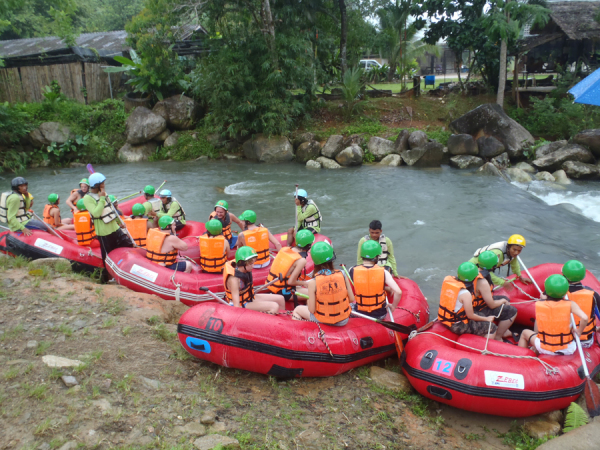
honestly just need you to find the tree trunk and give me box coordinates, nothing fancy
[338,0,347,77]
[261,0,277,65]
[497,37,507,108]
[387,62,397,82]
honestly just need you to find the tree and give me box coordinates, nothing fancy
[376,0,413,82]
[339,0,348,77]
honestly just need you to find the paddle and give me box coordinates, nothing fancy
[340,264,354,287]
[199,287,230,306]
[571,313,600,417]
[294,184,299,233]
[118,191,142,202]
[386,299,405,354]
[517,255,543,295]
[156,180,167,193]
[30,211,64,241]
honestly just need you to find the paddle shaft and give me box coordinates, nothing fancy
[517,255,543,295]
[31,211,64,241]
[294,184,299,233]
[156,180,167,193]
[199,287,230,306]
[0,224,9,231]
[340,264,354,287]
[571,313,590,378]
[118,191,142,202]
[386,298,405,354]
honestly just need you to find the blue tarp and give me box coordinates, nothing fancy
[569,68,600,107]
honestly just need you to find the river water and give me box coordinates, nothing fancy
[8,160,600,308]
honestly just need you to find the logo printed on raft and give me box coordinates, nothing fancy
[34,238,63,255]
[130,264,158,282]
[484,370,525,390]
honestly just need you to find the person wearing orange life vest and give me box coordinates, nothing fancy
[292,242,354,326]
[266,229,315,304]
[66,178,89,214]
[224,246,285,313]
[145,216,192,273]
[349,240,402,320]
[236,210,281,268]
[562,260,599,348]
[518,275,587,356]
[199,219,230,273]
[43,193,74,230]
[208,200,244,247]
[123,203,148,247]
[73,199,96,246]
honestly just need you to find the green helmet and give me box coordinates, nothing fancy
[457,262,479,282]
[108,195,117,204]
[215,200,229,211]
[79,178,89,186]
[158,215,174,230]
[296,229,315,248]
[361,240,382,259]
[144,185,155,196]
[545,274,569,299]
[48,193,59,204]
[236,246,258,263]
[206,219,223,236]
[76,198,86,211]
[241,210,256,224]
[478,250,499,270]
[132,203,145,216]
[562,260,586,283]
[310,241,335,265]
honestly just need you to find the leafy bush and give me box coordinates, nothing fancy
[150,129,219,161]
[340,67,366,120]
[563,402,588,432]
[0,102,32,145]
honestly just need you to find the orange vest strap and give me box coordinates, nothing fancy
[267,247,301,293]
[353,265,386,313]
[199,234,227,273]
[314,270,351,324]
[145,228,177,265]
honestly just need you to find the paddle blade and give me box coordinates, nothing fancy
[393,332,404,357]
[584,378,600,418]
[86,164,95,174]
[378,320,416,335]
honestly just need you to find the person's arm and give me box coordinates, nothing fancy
[462,292,494,322]
[66,192,78,212]
[7,195,27,232]
[511,258,531,284]
[307,280,316,313]
[357,237,365,266]
[296,204,316,229]
[237,232,245,248]
[224,240,230,257]
[478,279,509,309]
[229,277,241,308]
[383,270,402,311]
[170,236,188,252]
[51,209,62,227]
[166,201,180,218]
[386,238,398,276]
[267,229,282,251]
[287,258,308,287]
[489,271,506,287]
[83,195,105,219]
[230,213,245,231]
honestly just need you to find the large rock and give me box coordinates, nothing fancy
[477,136,506,158]
[126,107,167,145]
[394,129,410,153]
[574,129,600,157]
[335,145,363,166]
[367,136,395,161]
[491,152,510,169]
[379,154,402,166]
[370,367,411,392]
[449,103,534,158]
[316,156,341,169]
[401,141,445,167]
[535,140,568,158]
[321,135,344,158]
[293,132,316,149]
[342,133,367,148]
[163,132,179,148]
[532,144,594,172]
[506,167,533,183]
[535,171,556,182]
[242,134,294,162]
[153,129,171,142]
[449,155,484,169]
[537,420,600,450]
[28,122,74,148]
[152,95,201,130]
[295,141,321,163]
[408,130,428,149]
[306,160,321,169]
[562,161,600,180]
[515,161,536,173]
[193,434,239,450]
[118,141,158,162]
[447,134,478,156]
[552,169,571,185]
[479,162,504,178]
[523,420,561,440]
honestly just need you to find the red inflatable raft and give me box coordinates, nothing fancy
[106,233,331,306]
[177,278,429,377]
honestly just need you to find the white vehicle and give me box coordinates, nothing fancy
[359,59,382,71]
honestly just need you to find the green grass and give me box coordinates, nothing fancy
[496,422,553,450]
[35,341,52,356]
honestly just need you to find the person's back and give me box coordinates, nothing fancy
[73,199,96,246]
[199,219,228,273]
[238,210,281,268]
[562,260,597,348]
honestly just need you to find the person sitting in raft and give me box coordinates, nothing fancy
[199,219,230,273]
[156,189,186,231]
[356,220,400,277]
[0,177,47,236]
[469,234,531,291]
[265,229,315,305]
[66,178,89,214]
[286,188,322,247]
[562,260,599,348]
[123,203,148,247]
[208,200,245,247]
[349,240,402,320]
[145,216,192,273]
[237,210,281,268]
[73,198,96,247]
[43,194,74,230]
[438,261,516,340]
[140,185,159,228]
[292,242,354,326]
[518,275,588,356]
[224,246,285,313]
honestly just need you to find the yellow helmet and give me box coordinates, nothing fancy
[507,234,526,247]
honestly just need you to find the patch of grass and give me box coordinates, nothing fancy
[171,345,192,361]
[53,259,72,273]
[3,367,19,381]
[102,317,116,328]
[24,383,48,400]
[115,374,134,393]
[153,323,176,342]
[12,255,30,268]
[56,323,73,337]
[147,315,162,325]
[101,297,125,315]
[1,323,24,341]
[497,422,553,450]
[465,432,483,441]
[150,129,220,162]
[48,368,63,381]
[122,326,132,336]
[34,418,53,435]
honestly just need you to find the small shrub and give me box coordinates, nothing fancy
[340,67,366,120]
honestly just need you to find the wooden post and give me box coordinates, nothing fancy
[513,53,520,108]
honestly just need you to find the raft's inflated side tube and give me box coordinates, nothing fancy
[402,321,600,417]
[0,229,103,273]
[177,277,429,377]
[105,233,331,306]
[494,263,600,326]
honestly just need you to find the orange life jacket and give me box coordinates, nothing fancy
[243,227,270,265]
[209,211,232,241]
[536,300,574,352]
[124,218,148,247]
[223,261,254,306]
[145,228,177,265]
[353,264,387,313]
[314,270,351,325]
[199,234,227,273]
[570,289,595,341]
[73,211,96,246]
[267,247,301,293]
[437,274,485,327]
[43,204,59,227]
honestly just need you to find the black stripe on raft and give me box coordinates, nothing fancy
[402,361,583,401]
[178,324,395,364]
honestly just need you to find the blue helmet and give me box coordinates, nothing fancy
[297,188,308,199]
[89,173,106,188]
[159,189,172,198]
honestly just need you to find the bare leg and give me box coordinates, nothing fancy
[62,218,73,225]
[495,313,517,341]
[518,329,535,348]
[246,300,280,314]
[292,305,310,320]
[255,293,285,311]
[286,228,295,247]
[184,261,192,273]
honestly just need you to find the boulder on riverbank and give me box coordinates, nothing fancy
[450,155,484,169]
[379,154,402,166]
[29,122,74,148]
[243,134,294,162]
[118,141,158,162]
[367,136,395,161]
[408,130,428,149]
[126,107,167,145]
[562,161,600,180]
[152,95,201,130]
[296,141,322,163]
[321,135,345,159]
[402,141,445,167]
[447,134,478,156]
[506,167,533,183]
[477,136,505,158]
[316,156,341,169]
[335,145,363,166]
[573,129,600,157]
[532,144,594,172]
[535,140,567,158]
[394,129,410,153]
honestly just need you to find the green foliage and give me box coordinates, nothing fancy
[363,150,376,163]
[339,67,366,120]
[496,421,553,450]
[424,127,451,145]
[563,402,589,432]
[151,129,219,161]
